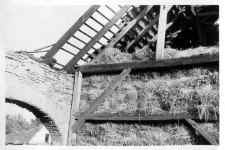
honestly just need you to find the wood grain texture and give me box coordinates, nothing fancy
[67,54,219,75]
[186,119,219,145]
[72,69,131,133]
[67,71,83,145]
[156,5,168,60]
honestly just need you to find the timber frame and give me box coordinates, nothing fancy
[32,5,218,70]
[27,5,219,145]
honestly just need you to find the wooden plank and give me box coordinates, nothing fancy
[125,6,172,52]
[156,5,168,60]
[64,5,132,68]
[186,119,218,145]
[31,44,55,52]
[43,5,100,59]
[67,54,219,75]
[140,7,184,51]
[198,12,219,17]
[93,5,154,61]
[196,19,204,46]
[67,71,83,145]
[75,112,218,122]
[72,68,131,133]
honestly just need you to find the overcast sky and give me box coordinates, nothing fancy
[5,5,90,121]
[5,5,90,51]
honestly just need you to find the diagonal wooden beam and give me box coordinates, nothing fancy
[64,5,132,68]
[125,6,172,52]
[72,68,131,133]
[93,5,154,61]
[186,119,219,145]
[42,5,100,59]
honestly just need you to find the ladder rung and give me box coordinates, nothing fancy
[78,29,93,39]
[90,17,117,37]
[105,5,117,14]
[72,36,87,45]
[96,10,121,30]
[66,42,81,50]
[61,47,76,56]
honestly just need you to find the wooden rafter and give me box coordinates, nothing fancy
[93,5,154,61]
[42,5,100,59]
[72,68,131,133]
[137,7,185,52]
[125,6,173,52]
[64,5,132,68]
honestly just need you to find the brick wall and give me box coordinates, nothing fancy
[5,50,74,145]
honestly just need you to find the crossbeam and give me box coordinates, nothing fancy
[72,68,131,133]
[75,112,218,122]
[67,54,219,75]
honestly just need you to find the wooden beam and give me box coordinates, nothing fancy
[196,19,204,46]
[93,5,154,61]
[143,8,185,50]
[75,112,218,122]
[156,5,168,60]
[166,17,193,43]
[67,54,219,75]
[42,5,100,59]
[125,6,172,52]
[198,12,219,17]
[186,119,218,145]
[72,68,131,133]
[64,5,132,68]
[67,71,83,145]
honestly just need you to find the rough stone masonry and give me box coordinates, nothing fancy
[5,50,74,145]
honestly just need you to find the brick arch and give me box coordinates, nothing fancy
[5,50,75,145]
[6,98,63,145]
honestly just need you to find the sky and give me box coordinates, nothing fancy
[4,4,125,121]
[5,5,91,121]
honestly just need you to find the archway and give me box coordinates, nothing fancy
[6,98,63,145]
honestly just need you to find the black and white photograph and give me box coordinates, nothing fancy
[0,0,223,149]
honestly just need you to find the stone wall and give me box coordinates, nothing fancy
[5,50,74,145]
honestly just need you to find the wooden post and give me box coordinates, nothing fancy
[72,68,131,133]
[156,5,168,60]
[186,119,218,145]
[67,71,83,146]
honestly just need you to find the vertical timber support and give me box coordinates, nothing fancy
[67,71,83,146]
[72,68,131,133]
[196,19,204,46]
[156,5,168,60]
